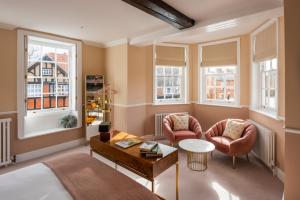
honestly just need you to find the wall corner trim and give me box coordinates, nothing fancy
[15,138,86,162]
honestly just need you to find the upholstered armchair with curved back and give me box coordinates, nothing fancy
[163,114,202,146]
[205,119,257,168]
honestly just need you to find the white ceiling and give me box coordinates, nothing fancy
[0,0,283,46]
[158,7,284,44]
[164,0,282,22]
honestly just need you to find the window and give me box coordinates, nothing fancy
[154,44,188,104]
[201,66,238,104]
[155,66,185,102]
[258,58,277,112]
[17,30,82,138]
[199,38,240,106]
[251,19,278,117]
[26,36,72,112]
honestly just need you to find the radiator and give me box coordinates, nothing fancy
[248,119,275,173]
[155,112,188,138]
[0,118,12,167]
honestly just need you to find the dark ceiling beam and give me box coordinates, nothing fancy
[122,0,195,30]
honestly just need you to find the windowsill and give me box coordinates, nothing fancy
[198,101,244,108]
[153,101,190,106]
[249,108,282,121]
[27,109,71,117]
[19,126,81,140]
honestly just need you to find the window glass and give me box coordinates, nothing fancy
[155,66,185,103]
[202,66,237,104]
[26,37,72,112]
[259,58,277,110]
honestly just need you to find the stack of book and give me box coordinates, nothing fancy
[139,141,163,158]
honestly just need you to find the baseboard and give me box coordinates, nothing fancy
[275,167,284,183]
[15,138,86,162]
[250,151,284,183]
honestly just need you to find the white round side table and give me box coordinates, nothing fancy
[179,139,215,171]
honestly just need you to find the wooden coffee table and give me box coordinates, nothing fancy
[90,131,179,200]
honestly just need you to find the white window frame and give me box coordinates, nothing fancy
[17,30,82,139]
[250,19,279,119]
[198,38,240,107]
[153,43,189,105]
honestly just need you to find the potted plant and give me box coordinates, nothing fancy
[60,114,78,128]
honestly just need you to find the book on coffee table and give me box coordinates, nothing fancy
[140,141,158,152]
[140,142,163,158]
[115,138,142,148]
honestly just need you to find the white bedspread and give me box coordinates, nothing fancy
[0,163,72,200]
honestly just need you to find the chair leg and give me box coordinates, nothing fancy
[232,156,236,169]
[246,154,249,162]
[211,151,213,158]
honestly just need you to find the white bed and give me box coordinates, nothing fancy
[0,163,72,200]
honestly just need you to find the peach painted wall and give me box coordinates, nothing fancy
[126,46,149,135]
[105,44,151,134]
[126,106,146,136]
[239,35,251,106]
[104,44,128,105]
[189,44,198,102]
[127,45,147,105]
[145,45,154,103]
[0,29,17,112]
[0,28,105,155]
[284,0,300,199]
[194,105,249,132]
[104,44,130,132]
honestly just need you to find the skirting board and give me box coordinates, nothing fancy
[15,138,86,162]
[251,151,284,183]
[276,167,284,183]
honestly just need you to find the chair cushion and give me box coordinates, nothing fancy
[210,136,233,153]
[223,119,245,140]
[174,131,197,141]
[170,114,189,131]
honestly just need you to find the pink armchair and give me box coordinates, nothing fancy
[205,119,257,168]
[163,114,202,146]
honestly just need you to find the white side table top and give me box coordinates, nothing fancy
[179,139,215,153]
